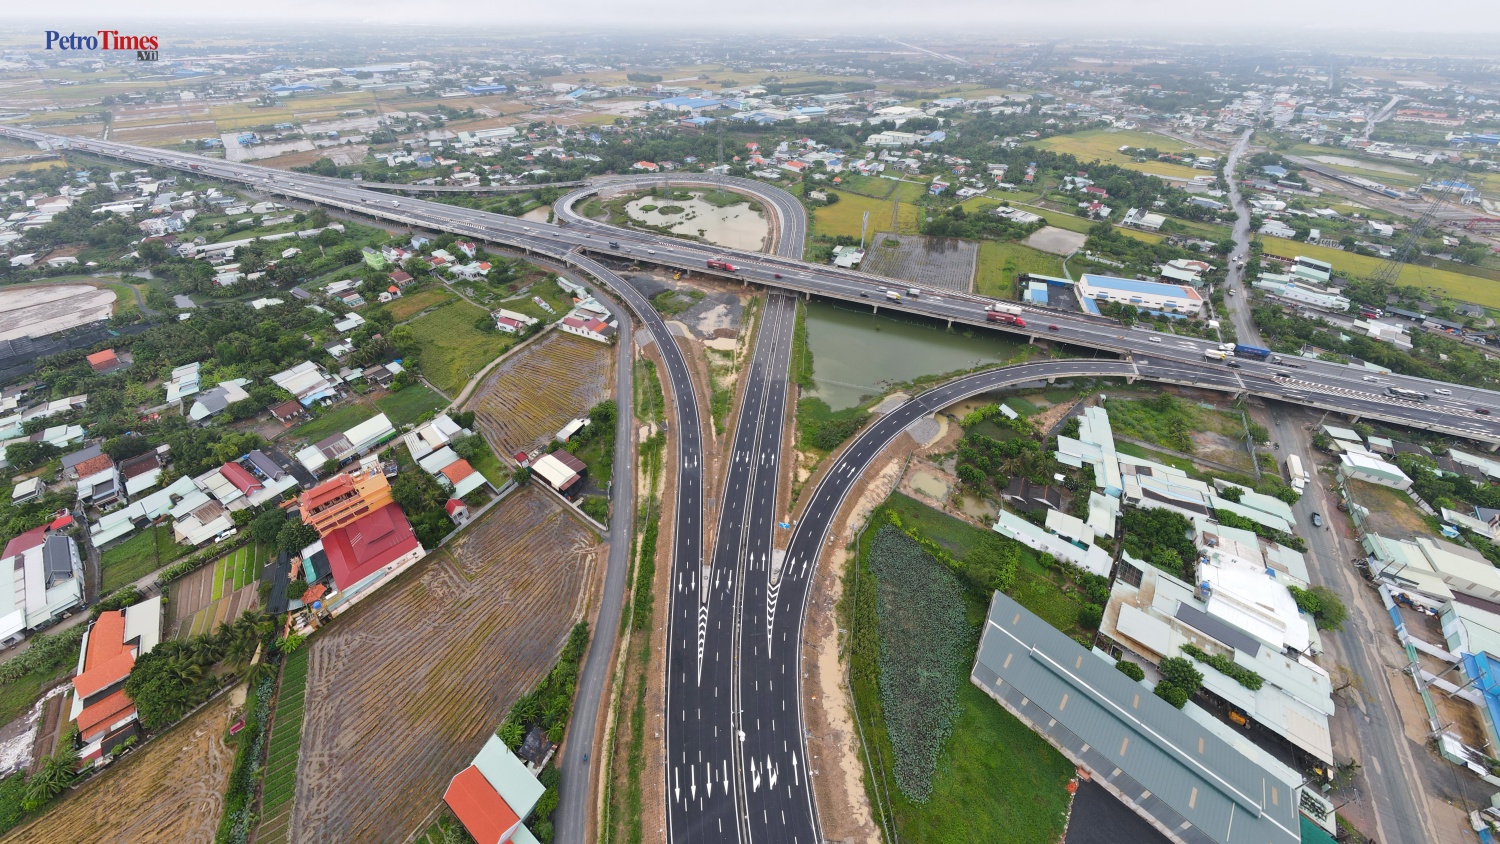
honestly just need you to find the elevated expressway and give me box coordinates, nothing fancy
[6,127,1498,844]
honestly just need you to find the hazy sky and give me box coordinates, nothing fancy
[7,1,1498,35]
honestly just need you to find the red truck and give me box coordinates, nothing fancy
[706,258,737,272]
[987,311,1026,327]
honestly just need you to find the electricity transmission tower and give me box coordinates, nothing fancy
[1369,171,1449,287]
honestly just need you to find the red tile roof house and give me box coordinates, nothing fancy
[86,349,127,374]
[270,400,306,423]
[69,596,163,763]
[320,503,425,612]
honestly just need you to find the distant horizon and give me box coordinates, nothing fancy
[0,3,1497,39]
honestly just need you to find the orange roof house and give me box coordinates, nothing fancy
[69,595,163,762]
[86,349,122,373]
[445,766,522,844]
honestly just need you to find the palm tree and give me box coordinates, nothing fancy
[22,751,79,811]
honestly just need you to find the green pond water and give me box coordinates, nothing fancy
[803,298,1024,410]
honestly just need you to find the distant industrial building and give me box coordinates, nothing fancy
[1076,274,1203,317]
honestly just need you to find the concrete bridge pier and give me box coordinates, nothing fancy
[1126,375,1137,384]
[947,317,953,329]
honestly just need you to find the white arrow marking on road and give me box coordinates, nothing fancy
[706,762,712,798]
[768,755,779,789]
[674,767,680,803]
[792,752,800,786]
[750,758,761,792]
[690,765,697,800]
[723,760,731,795]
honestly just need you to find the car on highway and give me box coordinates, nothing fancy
[1226,361,1241,368]
[1363,375,1380,382]
[1478,408,1492,415]
[1048,324,1059,331]
[647,249,656,254]
[1434,388,1452,395]
[858,292,868,298]
[774,273,782,279]
[1148,337,1162,343]
[1311,513,1323,527]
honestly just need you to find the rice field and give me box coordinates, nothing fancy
[405,298,519,396]
[1031,129,1216,180]
[974,241,1066,299]
[467,331,614,458]
[811,189,920,240]
[285,486,600,843]
[0,695,236,843]
[388,288,456,322]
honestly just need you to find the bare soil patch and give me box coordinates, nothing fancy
[1023,226,1088,256]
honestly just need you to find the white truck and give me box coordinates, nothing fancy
[885,290,902,301]
[1286,454,1307,494]
[1204,349,1228,361]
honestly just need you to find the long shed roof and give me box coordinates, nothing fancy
[972,591,1301,844]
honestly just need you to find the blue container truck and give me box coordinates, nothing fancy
[1233,344,1271,360]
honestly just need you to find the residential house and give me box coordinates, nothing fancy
[531,450,586,496]
[119,450,164,497]
[271,361,340,406]
[68,597,163,763]
[86,349,128,374]
[75,453,122,508]
[444,736,547,844]
[0,524,85,643]
[300,468,397,536]
[558,316,615,344]
[188,379,251,422]
[320,502,424,592]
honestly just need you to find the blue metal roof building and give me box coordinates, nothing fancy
[972,591,1303,844]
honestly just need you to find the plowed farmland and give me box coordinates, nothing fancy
[0,694,235,843]
[467,331,613,458]
[285,486,602,843]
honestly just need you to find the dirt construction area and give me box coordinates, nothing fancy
[0,284,116,342]
[467,331,614,459]
[286,486,603,843]
[0,693,236,843]
[1024,225,1089,256]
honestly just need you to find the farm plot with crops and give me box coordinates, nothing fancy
[253,649,310,844]
[0,694,236,843]
[285,486,601,843]
[467,331,614,458]
[167,543,267,639]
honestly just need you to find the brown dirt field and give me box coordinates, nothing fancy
[256,149,338,170]
[111,122,213,146]
[467,331,614,459]
[1,693,236,844]
[287,486,602,844]
[1346,479,1429,538]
